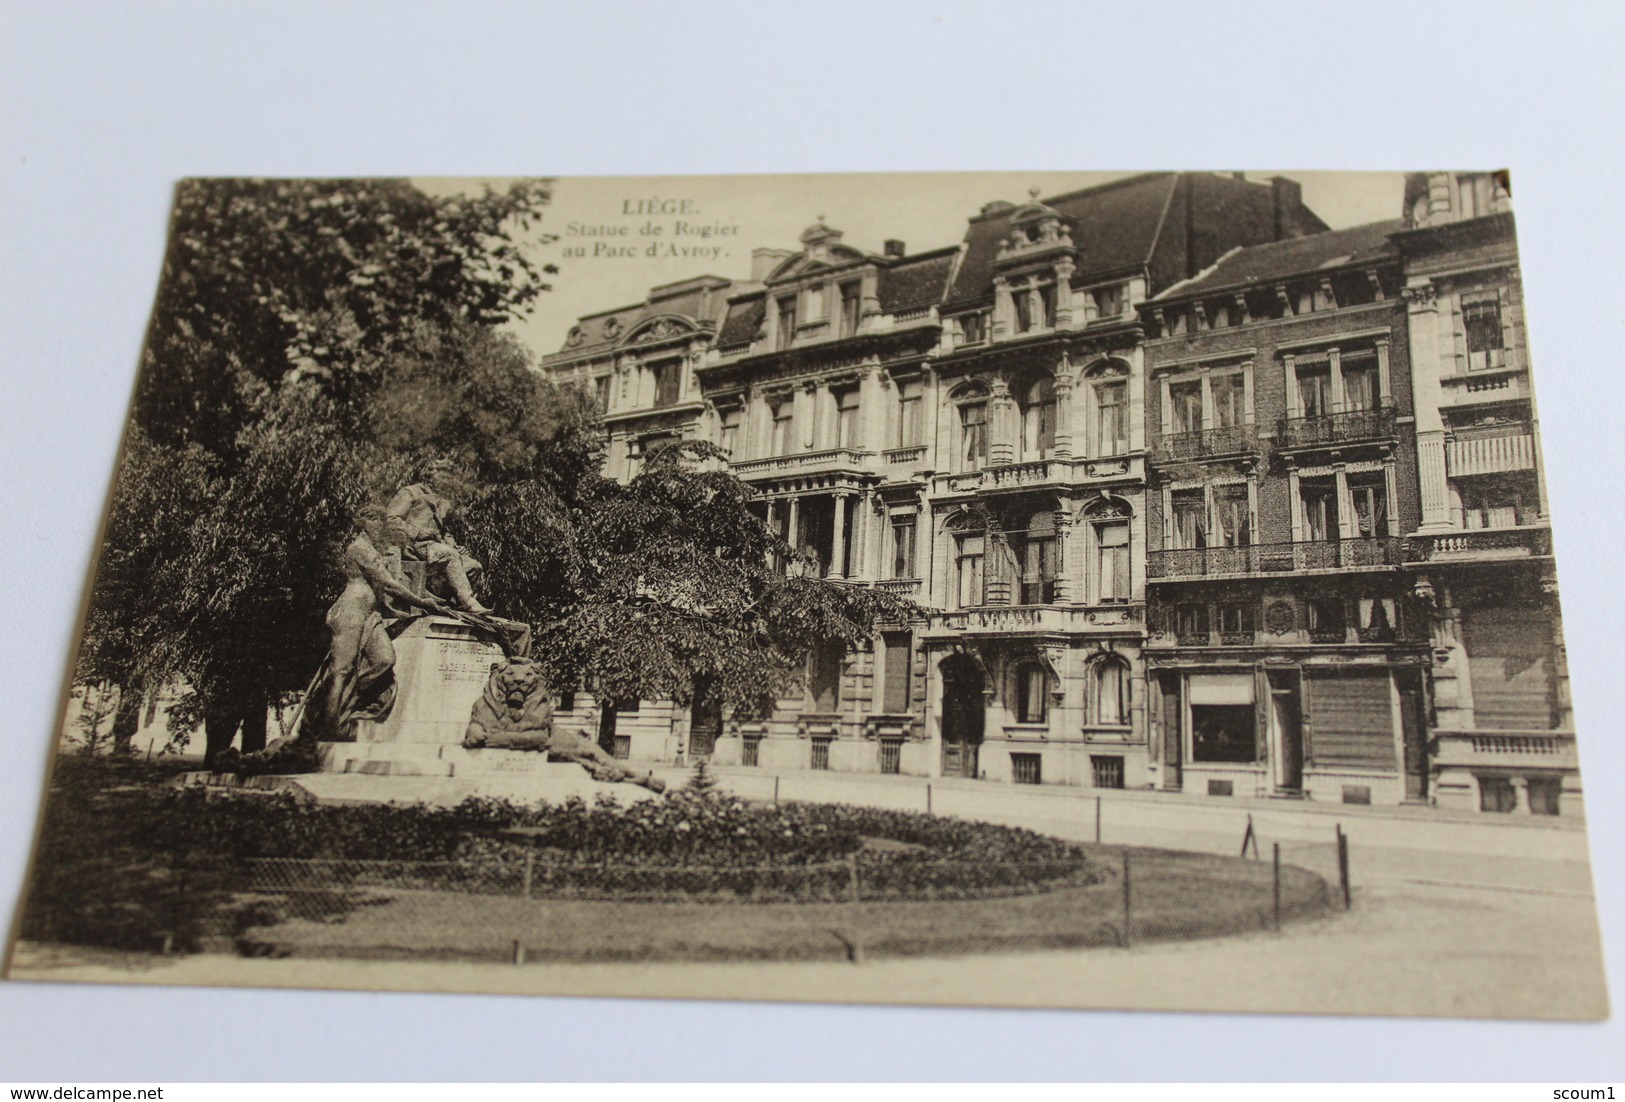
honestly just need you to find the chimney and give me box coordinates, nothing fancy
[884,239,906,258]
[750,247,794,282]
[1271,175,1304,240]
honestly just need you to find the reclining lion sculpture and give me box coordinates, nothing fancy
[463,657,665,793]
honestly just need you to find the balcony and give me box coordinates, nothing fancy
[730,447,873,479]
[1439,366,1530,408]
[1150,424,1260,464]
[1407,525,1551,562]
[872,578,922,599]
[881,444,928,468]
[1276,400,1398,451]
[929,603,1142,636]
[1147,538,1403,580]
[1433,729,1577,772]
[1448,426,1535,477]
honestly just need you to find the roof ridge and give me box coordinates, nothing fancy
[965,171,1175,223]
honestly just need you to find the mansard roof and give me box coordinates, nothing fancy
[1150,219,1403,304]
[877,247,957,313]
[547,274,734,358]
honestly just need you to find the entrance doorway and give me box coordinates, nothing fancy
[1397,669,1429,801]
[1160,673,1183,790]
[1268,669,1304,792]
[940,653,985,778]
[689,680,721,762]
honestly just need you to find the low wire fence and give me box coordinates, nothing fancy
[234,843,1335,965]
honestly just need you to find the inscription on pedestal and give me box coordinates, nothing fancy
[438,639,497,685]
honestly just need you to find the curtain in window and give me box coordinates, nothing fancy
[1096,522,1129,602]
[1297,367,1331,418]
[1170,383,1203,434]
[1343,361,1377,411]
[1172,493,1207,549]
[1018,664,1049,724]
[1213,487,1251,547]
[1302,486,1337,541]
[1095,381,1127,455]
[1021,377,1056,458]
[1350,482,1387,538]
[1018,512,1057,605]
[955,533,985,608]
[891,519,916,579]
[1095,661,1128,725]
[1211,374,1246,428]
[959,402,988,468]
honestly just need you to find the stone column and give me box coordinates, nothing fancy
[799,382,819,451]
[1417,433,1451,530]
[1053,505,1073,603]
[1052,372,1075,460]
[786,497,801,563]
[830,492,851,580]
[1053,260,1076,328]
[1406,282,1453,531]
[988,380,1016,465]
[1375,338,1392,401]
[1334,465,1354,540]
[1328,347,1345,410]
[991,276,1012,340]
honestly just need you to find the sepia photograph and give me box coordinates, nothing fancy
[2,168,1606,1021]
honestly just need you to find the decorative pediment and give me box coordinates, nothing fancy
[627,315,696,345]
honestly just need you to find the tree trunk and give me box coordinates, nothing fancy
[240,688,268,754]
[110,681,143,756]
[202,703,241,770]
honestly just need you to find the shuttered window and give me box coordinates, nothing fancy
[882,631,912,713]
[1463,608,1556,729]
[1305,671,1395,769]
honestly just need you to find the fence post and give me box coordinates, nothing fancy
[926,783,933,815]
[1121,847,1133,948]
[773,774,781,805]
[1095,796,1102,844]
[521,850,534,900]
[1272,842,1282,932]
[1336,824,1351,910]
[512,939,526,966]
[847,853,865,964]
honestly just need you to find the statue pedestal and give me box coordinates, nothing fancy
[349,615,504,746]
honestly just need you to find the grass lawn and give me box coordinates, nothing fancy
[236,846,1331,963]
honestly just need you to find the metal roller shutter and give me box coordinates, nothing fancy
[1463,608,1555,730]
[1305,671,1395,769]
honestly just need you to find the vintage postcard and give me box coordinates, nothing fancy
[4,171,1605,1019]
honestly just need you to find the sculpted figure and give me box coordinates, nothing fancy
[464,658,666,793]
[387,457,492,615]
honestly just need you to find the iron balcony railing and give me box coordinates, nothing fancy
[1149,423,1260,463]
[1147,537,1403,579]
[1277,399,1398,450]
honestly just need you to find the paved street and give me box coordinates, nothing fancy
[9,767,1607,1020]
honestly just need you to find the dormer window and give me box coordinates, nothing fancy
[1013,285,1034,333]
[650,359,680,407]
[1463,294,1506,370]
[960,312,986,345]
[838,281,861,338]
[776,295,797,350]
[804,283,827,323]
[1090,284,1126,322]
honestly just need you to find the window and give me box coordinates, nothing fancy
[1357,597,1397,642]
[742,736,761,767]
[882,631,913,713]
[1211,373,1247,428]
[1463,478,1533,528]
[1349,478,1389,538]
[1301,481,1338,542]
[838,281,861,337]
[879,739,902,775]
[834,387,860,449]
[770,399,794,454]
[557,688,576,712]
[1297,364,1332,418]
[1095,659,1129,726]
[811,737,832,771]
[1038,282,1058,328]
[1219,603,1255,643]
[1012,284,1034,333]
[776,295,797,350]
[1019,376,1057,459]
[954,528,986,608]
[1011,752,1043,785]
[718,405,742,457]
[1176,603,1211,644]
[958,394,989,470]
[1091,755,1125,789]
[651,360,680,407]
[1095,520,1130,603]
[611,735,631,760]
[1189,673,1257,764]
[1091,284,1125,321]
[896,377,923,446]
[1307,598,1346,642]
[1171,490,1208,550]
[1463,296,1505,370]
[1170,380,1203,434]
[1094,378,1128,456]
[1016,511,1058,605]
[1343,355,1379,411]
[1479,775,1516,813]
[1015,662,1049,724]
[1213,485,1250,547]
[593,375,611,411]
[890,516,917,579]
[960,312,986,344]
[807,642,843,712]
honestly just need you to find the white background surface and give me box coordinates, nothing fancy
[1,0,1621,1082]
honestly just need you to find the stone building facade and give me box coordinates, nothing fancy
[536,171,1579,815]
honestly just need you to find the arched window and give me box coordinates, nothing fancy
[1018,375,1057,459]
[1014,661,1049,724]
[950,514,986,609]
[1014,508,1059,605]
[1094,657,1130,726]
[953,384,989,471]
[1086,361,1129,457]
